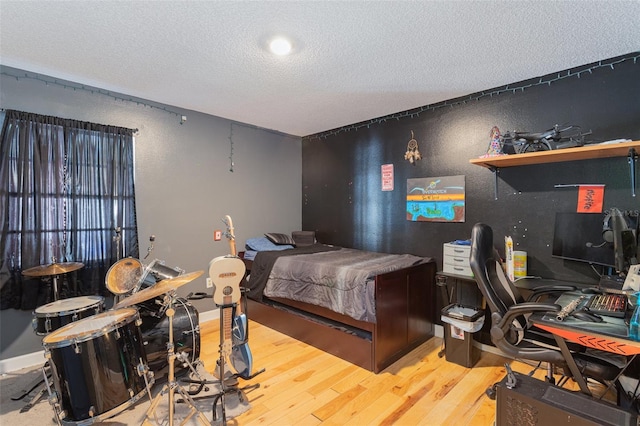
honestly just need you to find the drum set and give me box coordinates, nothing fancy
[24,257,208,426]
[23,261,86,302]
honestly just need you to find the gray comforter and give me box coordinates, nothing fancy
[263,247,426,322]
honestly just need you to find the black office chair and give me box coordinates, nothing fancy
[469,222,624,398]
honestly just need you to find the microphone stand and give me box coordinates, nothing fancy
[113,227,122,261]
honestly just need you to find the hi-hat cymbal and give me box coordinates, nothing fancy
[22,262,85,277]
[114,270,204,309]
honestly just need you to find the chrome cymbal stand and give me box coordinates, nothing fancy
[144,291,211,426]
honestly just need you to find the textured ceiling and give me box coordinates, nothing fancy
[1,1,639,137]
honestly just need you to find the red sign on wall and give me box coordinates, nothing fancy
[577,185,604,213]
[381,164,394,191]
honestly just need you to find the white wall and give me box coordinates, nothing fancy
[0,66,302,367]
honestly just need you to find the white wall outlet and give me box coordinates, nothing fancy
[214,230,222,241]
[206,277,213,288]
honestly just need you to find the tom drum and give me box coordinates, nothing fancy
[32,296,104,335]
[42,308,152,425]
[105,258,143,295]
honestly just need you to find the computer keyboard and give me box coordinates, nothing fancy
[586,293,627,318]
[598,274,625,293]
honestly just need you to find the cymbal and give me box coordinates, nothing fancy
[22,262,85,277]
[114,270,204,309]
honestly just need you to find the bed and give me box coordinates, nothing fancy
[241,236,437,373]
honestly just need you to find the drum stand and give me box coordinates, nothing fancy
[144,292,211,426]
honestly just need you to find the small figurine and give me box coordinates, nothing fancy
[480,126,507,158]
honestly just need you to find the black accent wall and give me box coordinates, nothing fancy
[301,53,640,286]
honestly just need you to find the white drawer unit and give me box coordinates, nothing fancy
[443,243,473,277]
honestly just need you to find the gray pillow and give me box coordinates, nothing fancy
[264,232,296,246]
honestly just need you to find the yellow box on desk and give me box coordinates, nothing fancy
[443,243,473,277]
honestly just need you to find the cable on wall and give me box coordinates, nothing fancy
[229,123,235,172]
[304,53,640,142]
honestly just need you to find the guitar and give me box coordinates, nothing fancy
[230,303,252,379]
[208,215,253,378]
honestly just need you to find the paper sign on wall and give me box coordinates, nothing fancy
[577,185,604,213]
[381,164,394,191]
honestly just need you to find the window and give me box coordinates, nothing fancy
[0,110,139,309]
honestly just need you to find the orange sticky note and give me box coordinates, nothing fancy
[577,185,604,213]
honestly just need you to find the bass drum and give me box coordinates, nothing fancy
[42,308,151,425]
[138,297,200,373]
[32,296,104,335]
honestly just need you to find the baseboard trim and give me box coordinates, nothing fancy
[1,315,503,374]
[0,308,220,374]
[0,351,46,375]
[434,324,443,338]
[198,308,219,323]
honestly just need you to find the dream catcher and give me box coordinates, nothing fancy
[404,131,422,164]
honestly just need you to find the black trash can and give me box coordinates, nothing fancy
[441,304,484,368]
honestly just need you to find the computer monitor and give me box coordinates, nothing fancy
[552,212,615,268]
[552,210,638,274]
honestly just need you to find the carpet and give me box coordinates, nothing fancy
[0,362,252,425]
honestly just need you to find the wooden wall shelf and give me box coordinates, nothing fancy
[469,140,640,169]
[469,140,639,199]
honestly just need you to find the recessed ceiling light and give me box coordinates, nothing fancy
[269,37,292,56]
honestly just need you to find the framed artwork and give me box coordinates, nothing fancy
[406,175,465,222]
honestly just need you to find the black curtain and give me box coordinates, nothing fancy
[0,110,139,309]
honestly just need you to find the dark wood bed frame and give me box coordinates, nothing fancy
[245,260,437,373]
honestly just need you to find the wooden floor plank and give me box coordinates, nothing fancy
[198,317,622,425]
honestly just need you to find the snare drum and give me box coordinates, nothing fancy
[42,308,151,425]
[32,296,104,335]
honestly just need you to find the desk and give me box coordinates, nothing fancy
[514,277,592,292]
[531,291,640,395]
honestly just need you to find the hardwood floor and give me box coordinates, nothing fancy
[197,319,592,426]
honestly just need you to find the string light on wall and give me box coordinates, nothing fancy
[304,53,639,142]
[0,69,184,122]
